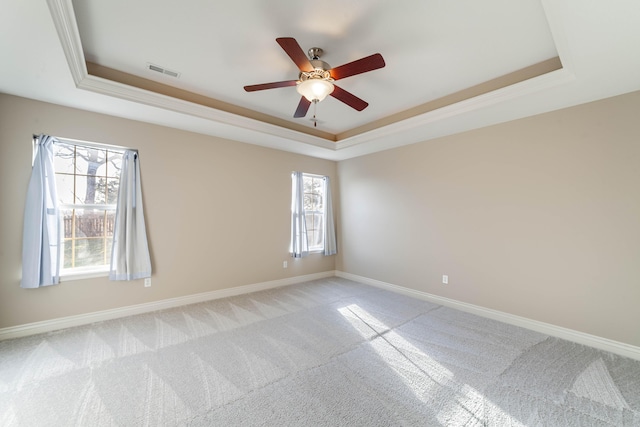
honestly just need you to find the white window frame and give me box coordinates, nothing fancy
[40,136,132,280]
[302,173,326,253]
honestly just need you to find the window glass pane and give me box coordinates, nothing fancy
[61,209,74,239]
[74,238,107,268]
[307,230,316,248]
[96,163,106,176]
[74,148,90,177]
[54,145,76,174]
[73,174,88,204]
[62,239,73,269]
[300,174,326,251]
[105,239,113,263]
[311,178,322,192]
[305,212,324,249]
[94,177,106,204]
[305,212,314,231]
[316,215,325,244]
[105,178,120,204]
[104,151,123,178]
[312,194,322,210]
[303,194,313,211]
[61,209,115,268]
[74,209,105,238]
[56,174,75,205]
[76,147,106,204]
[77,174,103,205]
[76,146,106,173]
[105,210,116,237]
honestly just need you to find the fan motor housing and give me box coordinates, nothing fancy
[308,47,330,71]
[299,51,332,82]
[310,59,330,71]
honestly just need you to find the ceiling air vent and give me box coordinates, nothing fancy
[146,63,180,78]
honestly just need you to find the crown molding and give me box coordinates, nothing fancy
[47,0,86,85]
[337,67,575,150]
[78,74,338,151]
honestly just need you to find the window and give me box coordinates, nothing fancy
[22,134,151,288]
[53,141,124,275]
[291,171,336,258]
[302,173,325,251]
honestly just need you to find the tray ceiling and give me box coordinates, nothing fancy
[1,0,639,160]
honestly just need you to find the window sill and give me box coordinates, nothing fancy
[60,267,109,282]
[289,249,324,257]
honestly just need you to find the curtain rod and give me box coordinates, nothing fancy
[32,134,138,153]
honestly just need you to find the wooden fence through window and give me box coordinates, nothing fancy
[63,213,115,238]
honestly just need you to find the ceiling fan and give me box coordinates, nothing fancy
[244,37,386,120]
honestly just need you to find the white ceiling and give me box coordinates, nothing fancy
[1,0,640,161]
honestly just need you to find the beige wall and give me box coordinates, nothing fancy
[3,90,640,348]
[337,90,640,347]
[0,94,336,328]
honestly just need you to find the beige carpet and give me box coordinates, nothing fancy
[0,277,639,426]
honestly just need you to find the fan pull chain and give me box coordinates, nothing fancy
[313,100,317,127]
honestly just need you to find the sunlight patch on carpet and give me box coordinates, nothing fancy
[338,303,528,426]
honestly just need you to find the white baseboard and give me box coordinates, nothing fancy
[336,271,640,361]
[5,269,639,361]
[0,270,336,341]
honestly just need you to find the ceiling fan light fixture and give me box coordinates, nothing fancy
[296,78,334,102]
[245,38,385,118]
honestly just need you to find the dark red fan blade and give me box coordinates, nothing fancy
[330,53,385,80]
[276,37,314,72]
[244,80,298,92]
[330,85,368,111]
[294,97,311,118]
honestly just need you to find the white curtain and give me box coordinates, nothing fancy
[21,135,60,288]
[323,176,337,256]
[109,150,152,280]
[291,171,309,258]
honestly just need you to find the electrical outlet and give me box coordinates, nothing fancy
[144,278,152,287]
[283,261,288,268]
[442,275,448,284]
